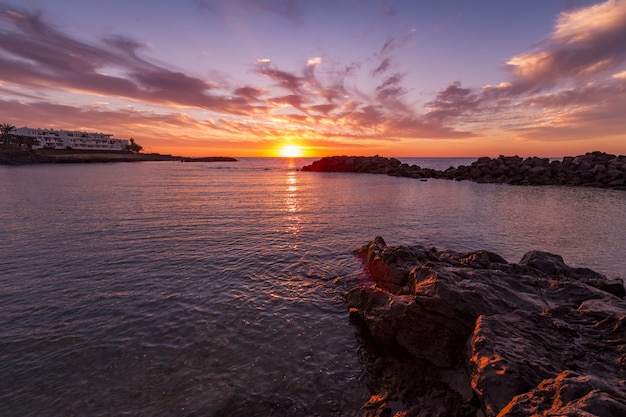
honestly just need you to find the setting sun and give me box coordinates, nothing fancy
[278,144,304,158]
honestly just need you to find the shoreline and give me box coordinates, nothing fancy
[0,149,237,165]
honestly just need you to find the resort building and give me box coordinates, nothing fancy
[13,127,129,151]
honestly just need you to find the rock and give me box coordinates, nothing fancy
[302,152,626,189]
[499,371,626,416]
[348,237,626,416]
[301,155,440,180]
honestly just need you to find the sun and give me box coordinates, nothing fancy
[278,144,304,158]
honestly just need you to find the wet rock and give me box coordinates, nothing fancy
[499,371,626,416]
[349,237,626,416]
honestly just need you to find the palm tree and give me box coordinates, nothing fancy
[1,123,16,146]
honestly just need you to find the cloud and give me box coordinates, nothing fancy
[0,98,201,135]
[513,79,626,140]
[612,69,626,79]
[426,81,483,121]
[506,0,626,89]
[307,57,322,66]
[269,94,307,112]
[372,57,392,76]
[426,0,626,145]
[378,29,416,57]
[0,8,260,115]
[234,86,266,101]
[0,3,482,150]
[255,61,305,93]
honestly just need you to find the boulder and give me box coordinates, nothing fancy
[348,237,626,416]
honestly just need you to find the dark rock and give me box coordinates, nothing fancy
[349,237,626,416]
[301,155,444,180]
[302,152,626,189]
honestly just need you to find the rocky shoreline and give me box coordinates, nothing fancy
[348,237,625,416]
[0,150,237,165]
[302,152,626,189]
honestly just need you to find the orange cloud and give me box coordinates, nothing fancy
[507,0,626,87]
[426,0,626,151]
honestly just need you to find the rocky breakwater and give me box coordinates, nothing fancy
[301,155,442,179]
[348,237,626,416]
[301,152,626,189]
[443,151,626,188]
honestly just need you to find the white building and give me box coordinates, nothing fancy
[13,127,129,151]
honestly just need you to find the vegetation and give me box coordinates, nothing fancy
[126,138,143,153]
[0,123,39,151]
[1,123,15,145]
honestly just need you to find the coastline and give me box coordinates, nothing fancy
[0,149,237,165]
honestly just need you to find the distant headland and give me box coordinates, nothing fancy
[0,124,237,165]
[0,149,237,165]
[302,152,626,190]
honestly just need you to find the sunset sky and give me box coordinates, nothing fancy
[1,0,625,157]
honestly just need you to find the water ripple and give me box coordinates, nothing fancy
[1,159,624,416]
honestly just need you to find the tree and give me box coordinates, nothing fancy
[21,135,39,151]
[1,123,15,146]
[126,138,143,153]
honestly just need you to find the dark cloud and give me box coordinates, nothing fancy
[269,94,307,112]
[374,73,413,114]
[0,7,260,115]
[426,81,483,121]
[234,86,266,101]
[0,98,200,133]
[372,57,392,76]
[255,63,305,93]
[308,103,337,115]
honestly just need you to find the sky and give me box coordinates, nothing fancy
[1,0,625,157]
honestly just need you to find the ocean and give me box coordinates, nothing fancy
[1,157,625,416]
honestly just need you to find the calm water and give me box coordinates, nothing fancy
[1,158,625,417]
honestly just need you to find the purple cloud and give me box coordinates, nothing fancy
[0,3,482,148]
[0,8,260,115]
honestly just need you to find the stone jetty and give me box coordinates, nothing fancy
[349,237,626,417]
[302,152,626,189]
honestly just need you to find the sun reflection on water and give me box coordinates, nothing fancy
[284,163,301,237]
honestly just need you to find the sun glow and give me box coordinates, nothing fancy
[278,144,304,158]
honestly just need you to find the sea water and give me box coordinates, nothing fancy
[1,158,625,417]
